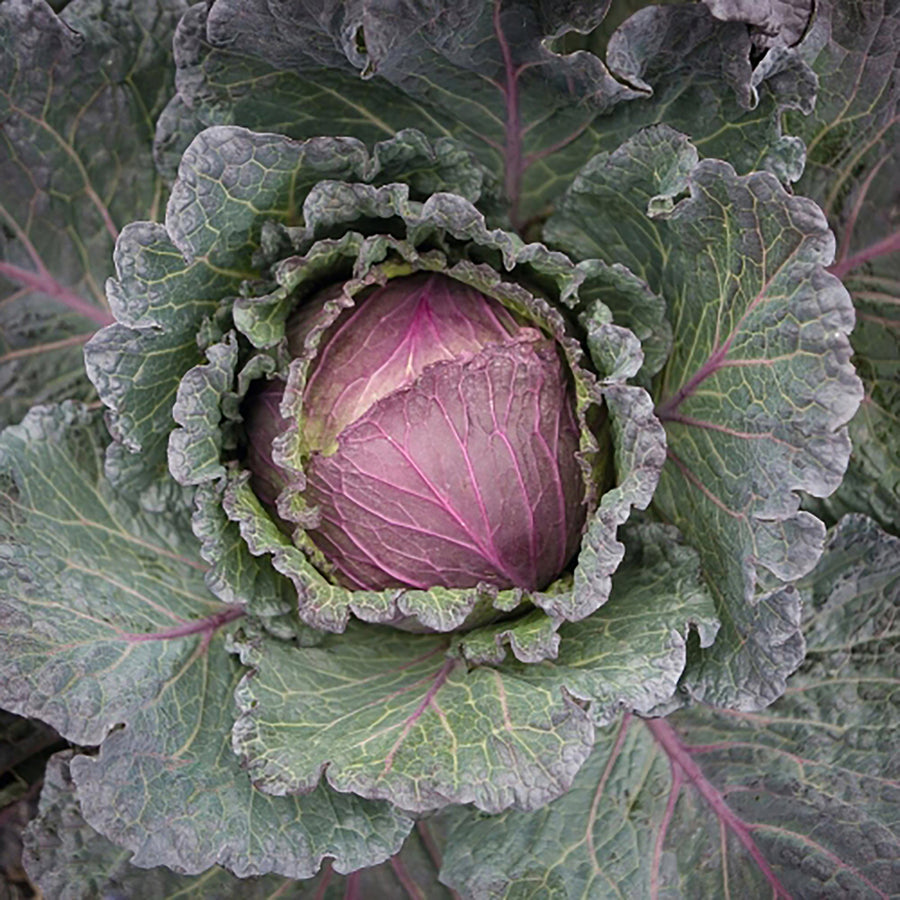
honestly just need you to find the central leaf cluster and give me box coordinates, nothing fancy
[244,271,587,594]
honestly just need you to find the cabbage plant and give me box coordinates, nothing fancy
[1,0,898,897]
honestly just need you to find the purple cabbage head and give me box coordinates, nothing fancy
[244,273,586,593]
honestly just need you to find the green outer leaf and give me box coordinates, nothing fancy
[440,515,900,898]
[614,4,814,177]
[0,402,410,878]
[523,2,816,222]
[548,125,862,709]
[654,158,860,706]
[509,522,719,725]
[166,126,362,267]
[28,753,452,900]
[84,221,236,490]
[439,714,670,899]
[157,1,816,237]
[0,403,215,746]
[453,609,562,666]
[231,624,595,815]
[545,125,701,288]
[162,0,643,224]
[0,0,186,426]
[820,281,900,534]
[192,481,296,619]
[575,258,672,381]
[786,0,900,535]
[788,0,899,222]
[230,522,717,814]
[23,751,312,900]
[168,332,238,484]
[70,631,413,879]
[153,2,460,181]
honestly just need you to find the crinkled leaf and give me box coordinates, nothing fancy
[69,632,412,879]
[153,3,459,182]
[510,522,719,724]
[536,1,816,211]
[189,822,455,900]
[168,332,238,485]
[819,281,900,534]
[0,0,186,426]
[192,482,296,619]
[439,714,667,898]
[548,125,862,709]
[675,579,807,714]
[159,2,819,225]
[0,402,410,878]
[231,624,595,815]
[230,522,717,814]
[787,0,900,535]
[440,515,900,898]
[23,751,312,900]
[0,403,219,746]
[27,748,448,898]
[0,708,62,895]
[26,766,449,900]
[703,0,813,49]
[575,258,672,380]
[83,221,237,491]
[453,608,562,666]
[787,0,900,217]
[157,0,646,225]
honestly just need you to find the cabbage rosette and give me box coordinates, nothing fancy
[81,126,719,816]
[0,0,874,885]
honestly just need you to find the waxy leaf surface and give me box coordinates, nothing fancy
[440,515,900,898]
[547,125,862,709]
[0,402,413,879]
[787,0,900,535]
[230,522,717,813]
[0,0,186,426]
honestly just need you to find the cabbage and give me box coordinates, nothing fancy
[245,272,586,592]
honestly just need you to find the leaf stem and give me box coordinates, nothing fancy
[416,820,462,899]
[0,261,114,326]
[382,659,456,774]
[644,717,791,899]
[828,229,900,280]
[390,855,425,899]
[493,0,524,230]
[313,861,334,900]
[344,871,361,900]
[122,605,245,643]
[0,332,95,362]
[655,343,729,420]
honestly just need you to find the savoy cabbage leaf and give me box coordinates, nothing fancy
[440,514,900,898]
[0,0,187,426]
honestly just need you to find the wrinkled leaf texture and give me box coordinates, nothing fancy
[0,0,186,426]
[440,515,900,899]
